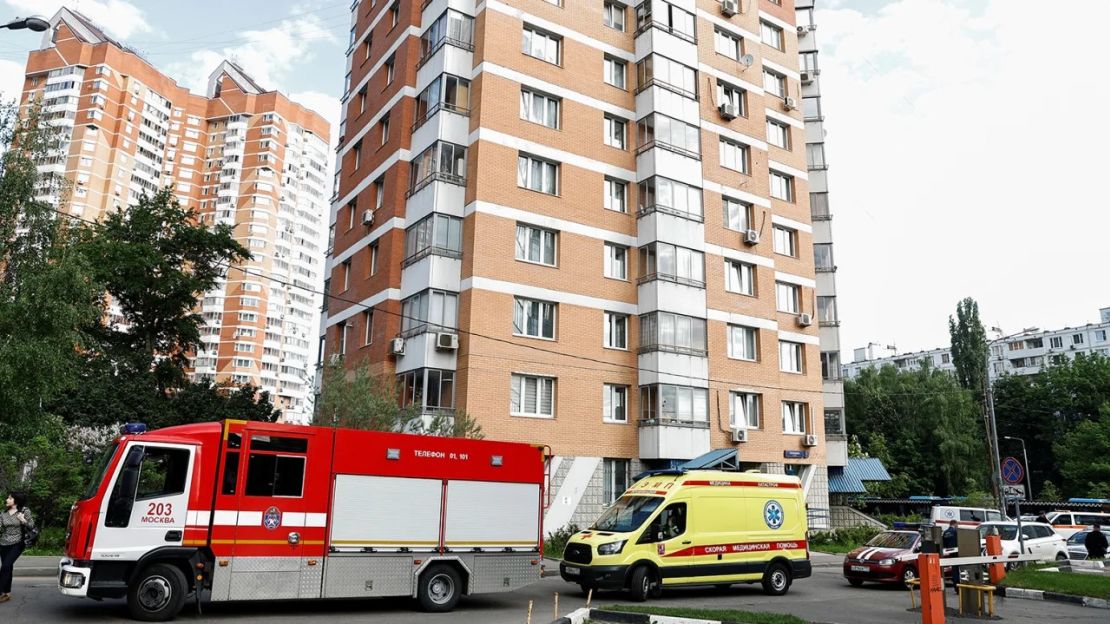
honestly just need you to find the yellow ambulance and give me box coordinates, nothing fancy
[558,469,811,600]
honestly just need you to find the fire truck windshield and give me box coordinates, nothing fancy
[591,496,663,533]
[80,443,120,500]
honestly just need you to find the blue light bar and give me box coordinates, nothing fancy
[121,423,147,434]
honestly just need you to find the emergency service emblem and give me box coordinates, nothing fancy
[764,500,784,530]
[263,506,282,530]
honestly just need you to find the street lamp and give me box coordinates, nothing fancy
[1,16,49,32]
[1004,435,1034,501]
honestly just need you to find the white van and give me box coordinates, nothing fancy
[930,506,1004,526]
[1045,511,1110,538]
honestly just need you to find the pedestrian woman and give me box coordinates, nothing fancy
[0,492,34,603]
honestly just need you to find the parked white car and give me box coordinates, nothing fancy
[977,522,1069,565]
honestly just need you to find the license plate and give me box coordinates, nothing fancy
[564,566,580,576]
[851,565,869,572]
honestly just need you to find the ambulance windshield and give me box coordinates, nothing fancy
[591,496,663,533]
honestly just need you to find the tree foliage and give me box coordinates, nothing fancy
[1055,406,1110,497]
[949,297,988,393]
[845,363,987,497]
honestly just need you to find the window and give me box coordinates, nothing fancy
[638,176,702,220]
[520,88,560,128]
[603,385,628,423]
[776,281,800,313]
[522,26,561,64]
[770,171,794,202]
[817,295,837,324]
[637,113,700,158]
[380,113,390,145]
[401,289,459,334]
[717,81,746,116]
[369,242,379,275]
[385,56,395,84]
[341,259,352,291]
[514,297,556,339]
[760,20,784,50]
[636,1,695,42]
[731,393,760,429]
[773,225,797,256]
[1074,333,1085,345]
[604,177,627,212]
[602,458,630,503]
[640,384,708,422]
[767,119,789,149]
[714,28,741,60]
[517,153,559,194]
[604,56,627,89]
[782,401,807,433]
[763,69,786,98]
[510,374,555,417]
[346,201,357,230]
[357,87,367,114]
[410,141,467,189]
[803,96,822,120]
[415,74,471,126]
[814,243,834,270]
[388,2,399,27]
[516,224,557,266]
[361,306,375,341]
[1097,330,1107,342]
[134,446,190,501]
[640,312,707,355]
[419,10,475,62]
[723,197,751,233]
[941,353,951,364]
[719,138,750,174]
[405,214,463,262]
[1050,336,1063,348]
[810,192,830,219]
[604,312,628,349]
[639,242,705,285]
[374,178,385,210]
[604,242,628,279]
[604,115,627,149]
[728,325,757,361]
[245,449,306,497]
[399,368,456,412]
[637,54,697,98]
[352,140,362,170]
[779,341,804,373]
[821,351,841,380]
[807,143,827,170]
[800,51,818,74]
[725,259,755,296]
[604,1,625,31]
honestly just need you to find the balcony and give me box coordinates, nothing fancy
[638,418,710,460]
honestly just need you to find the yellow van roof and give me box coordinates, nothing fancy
[626,470,802,497]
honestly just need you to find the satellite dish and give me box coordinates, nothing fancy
[739,54,755,68]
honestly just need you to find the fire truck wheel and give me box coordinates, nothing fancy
[761,562,792,596]
[627,566,653,602]
[127,563,187,622]
[418,564,462,612]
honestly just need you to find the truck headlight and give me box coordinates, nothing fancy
[878,559,895,566]
[597,540,627,555]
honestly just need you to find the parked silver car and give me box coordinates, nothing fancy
[1067,530,1092,560]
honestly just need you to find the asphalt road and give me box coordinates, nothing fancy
[4,562,1106,623]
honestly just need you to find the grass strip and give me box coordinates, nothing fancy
[601,604,810,624]
[1002,565,1110,600]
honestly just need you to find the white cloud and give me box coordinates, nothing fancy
[0,59,26,105]
[6,0,152,38]
[164,14,338,95]
[817,0,1110,355]
[290,90,341,146]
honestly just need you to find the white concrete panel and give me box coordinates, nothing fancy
[635,28,698,67]
[637,351,709,388]
[411,109,471,155]
[636,211,705,250]
[635,147,703,187]
[637,280,707,318]
[393,332,459,373]
[400,254,463,298]
[638,422,710,460]
[416,44,473,92]
[405,180,467,224]
[635,86,701,127]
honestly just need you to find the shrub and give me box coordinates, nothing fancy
[544,523,580,560]
[810,526,882,548]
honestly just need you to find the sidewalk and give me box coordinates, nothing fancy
[14,555,59,578]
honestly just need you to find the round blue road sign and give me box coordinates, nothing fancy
[1001,457,1024,485]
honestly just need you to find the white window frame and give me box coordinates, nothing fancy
[766,119,789,149]
[510,373,556,418]
[604,55,627,89]
[763,69,786,98]
[776,281,800,313]
[520,89,560,129]
[773,225,797,256]
[515,223,558,266]
[517,154,560,194]
[761,20,784,50]
[731,392,760,429]
[603,1,626,31]
[604,311,628,350]
[604,115,627,150]
[604,177,627,213]
[714,27,741,60]
[725,259,755,296]
[723,197,751,232]
[782,401,807,434]
[522,26,561,64]
[719,138,750,174]
[604,242,628,280]
[513,297,557,339]
[603,384,628,423]
[779,341,804,374]
[728,324,758,361]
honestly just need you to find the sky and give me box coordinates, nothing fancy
[0,0,1106,360]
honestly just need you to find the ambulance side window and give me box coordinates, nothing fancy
[639,503,687,543]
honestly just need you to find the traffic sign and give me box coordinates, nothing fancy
[1001,456,1024,485]
[1002,484,1026,500]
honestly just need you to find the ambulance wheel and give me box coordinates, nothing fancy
[627,566,654,602]
[418,564,462,612]
[761,562,792,596]
[127,563,187,622]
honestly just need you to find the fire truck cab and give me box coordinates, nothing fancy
[59,420,546,621]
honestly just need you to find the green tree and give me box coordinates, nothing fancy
[1038,480,1062,502]
[318,362,483,438]
[1055,405,1110,496]
[949,297,988,393]
[0,103,102,441]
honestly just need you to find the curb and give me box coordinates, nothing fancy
[575,609,841,624]
[999,586,1110,609]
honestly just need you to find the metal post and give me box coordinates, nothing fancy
[984,361,1003,514]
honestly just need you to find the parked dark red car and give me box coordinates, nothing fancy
[843,530,922,587]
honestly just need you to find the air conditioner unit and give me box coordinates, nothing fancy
[744,229,760,245]
[783,97,799,111]
[732,428,748,443]
[803,434,819,447]
[800,71,813,84]
[797,313,813,327]
[718,103,738,120]
[361,210,375,226]
[390,336,406,355]
[720,0,738,17]
[797,25,807,35]
[435,332,459,350]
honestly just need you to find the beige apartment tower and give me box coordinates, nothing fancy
[23,9,331,423]
[323,0,828,528]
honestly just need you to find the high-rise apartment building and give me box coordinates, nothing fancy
[24,9,331,423]
[323,0,828,528]
[796,1,848,477]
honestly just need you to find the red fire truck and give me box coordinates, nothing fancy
[58,419,547,621]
